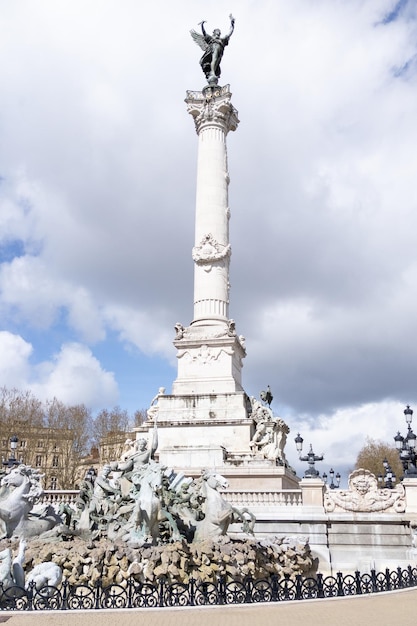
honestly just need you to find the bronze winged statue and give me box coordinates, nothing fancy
[190,14,235,85]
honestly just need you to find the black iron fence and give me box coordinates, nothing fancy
[2,566,417,611]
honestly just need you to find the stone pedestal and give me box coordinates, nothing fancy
[172,334,246,396]
[137,390,251,469]
[403,477,417,514]
[299,478,325,512]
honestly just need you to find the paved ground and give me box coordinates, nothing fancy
[1,587,417,626]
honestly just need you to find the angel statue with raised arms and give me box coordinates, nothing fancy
[190,14,235,85]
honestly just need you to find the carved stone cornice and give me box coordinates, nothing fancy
[173,322,246,355]
[185,85,239,135]
[192,233,231,267]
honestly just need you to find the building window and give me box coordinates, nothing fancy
[52,455,59,468]
[35,455,42,467]
[2,440,7,447]
[50,476,57,490]
[20,440,26,448]
[37,441,44,448]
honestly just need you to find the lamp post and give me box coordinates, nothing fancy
[394,405,417,477]
[295,433,324,478]
[85,467,97,484]
[323,468,341,489]
[2,435,19,471]
[378,458,396,489]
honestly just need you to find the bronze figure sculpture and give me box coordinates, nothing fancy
[190,14,235,85]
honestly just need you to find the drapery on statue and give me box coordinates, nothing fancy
[190,14,235,85]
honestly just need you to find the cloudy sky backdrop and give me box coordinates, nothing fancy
[0,0,416,478]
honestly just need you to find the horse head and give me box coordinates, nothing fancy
[201,469,229,491]
[1,465,29,488]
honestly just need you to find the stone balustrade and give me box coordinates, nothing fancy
[41,488,304,508]
[41,490,79,505]
[225,489,303,507]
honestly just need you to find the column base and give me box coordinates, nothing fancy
[172,329,246,395]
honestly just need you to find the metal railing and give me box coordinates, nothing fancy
[2,566,417,611]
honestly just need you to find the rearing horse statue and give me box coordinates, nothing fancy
[0,465,61,539]
[194,469,256,542]
[126,462,181,546]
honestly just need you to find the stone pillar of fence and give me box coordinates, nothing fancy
[403,477,417,514]
[299,478,325,512]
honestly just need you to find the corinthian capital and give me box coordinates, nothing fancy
[185,85,239,135]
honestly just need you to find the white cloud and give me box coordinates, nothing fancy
[0,331,32,387]
[67,288,106,344]
[0,1,415,471]
[0,256,65,328]
[104,304,175,360]
[0,332,118,410]
[31,343,118,409]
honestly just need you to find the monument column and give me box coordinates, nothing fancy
[169,85,245,396]
[186,85,239,326]
[136,17,299,488]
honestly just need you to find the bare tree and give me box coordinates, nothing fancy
[134,409,147,427]
[94,406,132,464]
[0,386,44,426]
[0,388,93,489]
[44,398,93,488]
[354,438,403,484]
[0,387,150,487]
[0,387,45,468]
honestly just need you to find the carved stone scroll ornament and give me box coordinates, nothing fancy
[324,468,406,514]
[227,319,236,336]
[176,345,234,365]
[194,345,219,364]
[192,234,231,270]
[175,323,239,342]
[174,323,185,340]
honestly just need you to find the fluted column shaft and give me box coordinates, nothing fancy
[186,85,239,326]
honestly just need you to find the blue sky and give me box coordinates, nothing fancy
[0,0,416,477]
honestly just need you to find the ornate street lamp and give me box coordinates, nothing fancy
[378,458,396,489]
[85,467,97,484]
[295,433,304,455]
[2,435,19,470]
[394,405,417,477]
[323,468,341,489]
[295,433,324,478]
